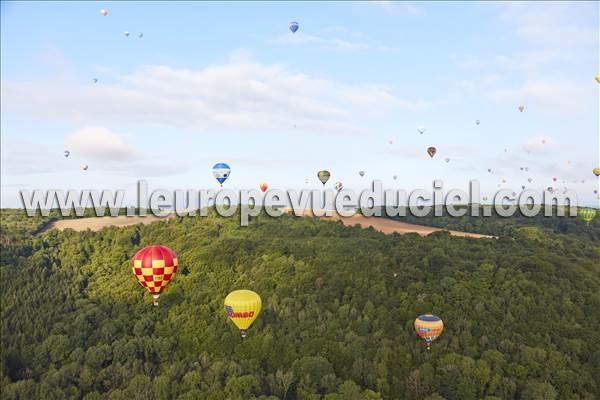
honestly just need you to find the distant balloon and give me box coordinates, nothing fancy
[518,105,525,112]
[417,126,426,134]
[393,175,398,180]
[100,8,108,16]
[596,73,600,84]
[224,290,262,338]
[414,314,444,350]
[317,170,330,185]
[444,157,450,163]
[359,170,365,177]
[521,185,525,190]
[289,21,299,33]
[131,245,178,306]
[528,178,533,183]
[335,181,343,192]
[501,178,506,184]
[511,192,517,197]
[426,146,437,158]
[137,32,143,38]
[92,78,98,84]
[475,120,480,125]
[547,187,553,193]
[81,164,88,171]
[593,167,600,176]
[64,150,70,158]
[124,31,130,37]
[259,182,268,192]
[212,163,231,186]
[553,177,557,182]
[487,168,492,173]
[578,208,597,225]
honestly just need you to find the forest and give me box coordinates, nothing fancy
[1,207,599,399]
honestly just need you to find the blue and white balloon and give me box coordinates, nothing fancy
[212,163,231,186]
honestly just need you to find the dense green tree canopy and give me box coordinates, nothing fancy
[1,208,599,399]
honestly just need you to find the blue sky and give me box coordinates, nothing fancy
[1,1,598,207]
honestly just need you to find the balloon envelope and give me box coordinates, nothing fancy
[81,164,88,171]
[289,21,299,33]
[593,167,600,176]
[131,245,178,306]
[212,163,231,185]
[427,146,437,158]
[224,290,262,337]
[100,8,108,16]
[335,181,343,192]
[579,208,597,223]
[417,126,426,134]
[317,170,330,185]
[414,314,444,349]
[359,170,365,177]
[64,150,70,158]
[260,182,268,192]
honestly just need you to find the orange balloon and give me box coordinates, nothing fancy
[260,182,268,192]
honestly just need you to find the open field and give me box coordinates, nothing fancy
[47,209,493,238]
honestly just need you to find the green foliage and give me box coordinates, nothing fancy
[1,209,599,399]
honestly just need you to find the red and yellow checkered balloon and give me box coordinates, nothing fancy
[131,245,178,306]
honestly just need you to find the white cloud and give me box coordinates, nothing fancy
[65,127,138,161]
[270,31,395,53]
[2,55,425,135]
[489,80,584,112]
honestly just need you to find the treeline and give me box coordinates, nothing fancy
[1,208,599,399]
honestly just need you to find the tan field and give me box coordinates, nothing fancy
[48,213,175,232]
[48,209,492,238]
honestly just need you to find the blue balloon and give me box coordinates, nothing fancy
[212,163,231,185]
[289,21,299,33]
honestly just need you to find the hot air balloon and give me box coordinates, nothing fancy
[488,168,492,173]
[335,181,343,192]
[124,31,130,37]
[578,208,597,225]
[212,163,231,186]
[317,170,330,185]
[547,187,553,193]
[593,167,600,176]
[100,8,108,16]
[414,314,444,350]
[595,74,600,84]
[444,157,450,163]
[427,146,437,158]
[224,290,262,338]
[81,164,88,171]
[64,150,70,158]
[553,177,557,182]
[92,78,98,84]
[131,245,178,306]
[417,126,426,134]
[359,170,365,177]
[475,120,480,125]
[528,178,533,183]
[260,182,268,192]
[518,105,525,112]
[521,185,526,190]
[501,178,506,184]
[138,32,143,38]
[289,21,299,33]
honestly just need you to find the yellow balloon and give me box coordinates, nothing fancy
[594,167,600,177]
[596,74,600,84]
[224,290,262,337]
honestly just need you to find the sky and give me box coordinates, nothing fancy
[1,1,599,208]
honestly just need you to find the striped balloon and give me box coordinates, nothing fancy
[578,208,597,225]
[131,245,178,306]
[414,314,444,350]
